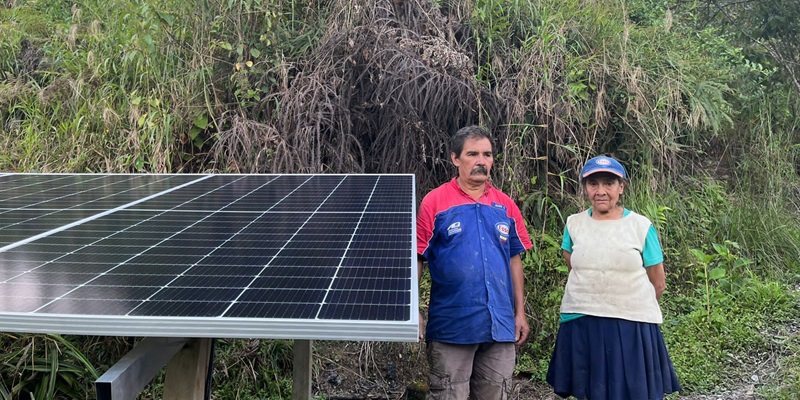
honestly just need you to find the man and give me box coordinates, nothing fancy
[417,125,533,400]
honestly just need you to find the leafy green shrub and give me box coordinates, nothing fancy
[210,339,294,399]
[665,275,798,392]
[0,334,98,400]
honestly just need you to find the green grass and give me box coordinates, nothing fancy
[664,276,799,392]
[758,336,800,399]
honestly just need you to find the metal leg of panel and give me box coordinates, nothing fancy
[292,339,313,400]
[163,338,213,400]
[95,337,188,400]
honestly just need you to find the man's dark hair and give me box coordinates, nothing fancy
[450,125,494,158]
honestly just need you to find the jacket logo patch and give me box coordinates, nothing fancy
[491,202,507,210]
[496,223,509,243]
[447,222,462,236]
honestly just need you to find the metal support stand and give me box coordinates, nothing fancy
[95,337,188,400]
[97,338,310,400]
[292,340,313,400]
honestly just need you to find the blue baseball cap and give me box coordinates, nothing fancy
[580,155,627,181]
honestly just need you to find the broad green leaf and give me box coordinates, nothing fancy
[193,114,209,129]
[709,267,726,280]
[155,10,175,27]
[690,248,713,263]
[540,232,560,248]
[733,258,754,269]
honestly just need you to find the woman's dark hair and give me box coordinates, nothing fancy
[450,125,494,158]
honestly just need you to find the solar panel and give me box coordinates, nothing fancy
[0,174,418,341]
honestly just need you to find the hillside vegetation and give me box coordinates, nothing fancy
[1,0,799,398]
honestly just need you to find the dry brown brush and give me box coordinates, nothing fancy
[210,0,498,193]
[206,0,735,205]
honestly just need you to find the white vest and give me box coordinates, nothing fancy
[561,210,663,324]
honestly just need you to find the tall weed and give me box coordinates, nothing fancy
[626,176,800,392]
[0,334,98,400]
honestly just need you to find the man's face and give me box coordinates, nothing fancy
[451,137,493,186]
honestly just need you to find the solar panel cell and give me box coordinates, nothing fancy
[225,301,319,319]
[1,283,78,298]
[237,288,326,303]
[65,285,159,300]
[130,300,230,317]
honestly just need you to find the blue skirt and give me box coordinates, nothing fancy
[546,316,681,400]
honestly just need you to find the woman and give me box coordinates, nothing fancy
[546,155,681,400]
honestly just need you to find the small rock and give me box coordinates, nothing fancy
[386,361,398,382]
[325,370,342,386]
[404,381,429,400]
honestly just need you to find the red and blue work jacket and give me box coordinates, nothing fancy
[417,178,532,344]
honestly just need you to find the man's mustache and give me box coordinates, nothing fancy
[471,166,488,175]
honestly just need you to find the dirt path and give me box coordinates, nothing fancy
[314,340,772,400]
[511,379,760,400]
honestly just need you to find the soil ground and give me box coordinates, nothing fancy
[311,285,799,399]
[311,341,764,400]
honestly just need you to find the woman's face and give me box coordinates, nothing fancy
[584,173,625,214]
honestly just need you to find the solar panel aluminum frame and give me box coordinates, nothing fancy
[0,313,419,341]
[0,173,419,342]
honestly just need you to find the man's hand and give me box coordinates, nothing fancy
[515,313,529,346]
